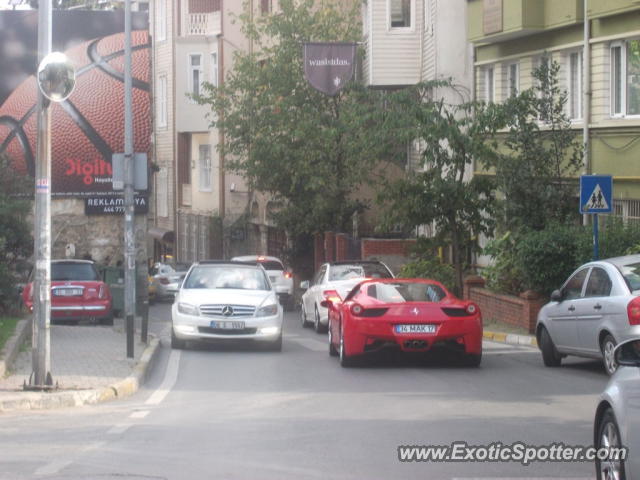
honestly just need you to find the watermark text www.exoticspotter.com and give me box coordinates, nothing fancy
[397,442,627,466]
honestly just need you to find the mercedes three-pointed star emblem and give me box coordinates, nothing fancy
[222,305,234,317]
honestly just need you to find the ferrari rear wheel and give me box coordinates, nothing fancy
[464,352,482,367]
[339,331,354,367]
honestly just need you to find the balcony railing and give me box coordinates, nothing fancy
[182,1,221,37]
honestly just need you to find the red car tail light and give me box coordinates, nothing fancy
[628,297,640,325]
[323,289,341,304]
[466,303,478,315]
[99,284,109,299]
[351,303,364,316]
[159,277,170,285]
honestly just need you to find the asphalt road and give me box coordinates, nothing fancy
[0,302,611,480]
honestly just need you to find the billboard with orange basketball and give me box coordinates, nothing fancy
[0,10,150,197]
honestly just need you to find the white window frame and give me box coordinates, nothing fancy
[157,74,167,128]
[188,53,204,100]
[424,0,432,35]
[507,62,519,98]
[484,66,495,103]
[198,144,212,192]
[611,42,624,117]
[567,50,583,121]
[387,0,415,32]
[157,168,168,218]
[210,52,219,88]
[155,0,166,42]
[609,41,640,118]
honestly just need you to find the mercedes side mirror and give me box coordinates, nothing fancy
[615,338,640,368]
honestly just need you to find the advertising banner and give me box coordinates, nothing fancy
[0,10,150,197]
[303,42,357,96]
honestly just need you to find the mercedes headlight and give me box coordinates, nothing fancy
[256,304,278,317]
[178,302,198,316]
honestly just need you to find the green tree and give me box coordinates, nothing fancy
[489,54,584,231]
[196,0,405,255]
[378,84,501,295]
[0,154,32,314]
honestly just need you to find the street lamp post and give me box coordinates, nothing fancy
[28,0,75,390]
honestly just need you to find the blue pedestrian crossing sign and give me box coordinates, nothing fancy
[580,175,613,214]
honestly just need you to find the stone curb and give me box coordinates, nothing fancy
[0,318,30,379]
[0,336,161,414]
[484,330,538,348]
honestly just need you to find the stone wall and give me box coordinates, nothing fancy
[51,199,148,266]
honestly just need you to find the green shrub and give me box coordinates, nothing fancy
[513,224,591,295]
[398,257,456,292]
[600,218,640,259]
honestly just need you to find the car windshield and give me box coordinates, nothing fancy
[621,262,640,291]
[183,265,270,290]
[51,263,99,281]
[329,263,392,281]
[366,282,447,303]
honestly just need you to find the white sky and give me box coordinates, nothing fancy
[0,0,31,9]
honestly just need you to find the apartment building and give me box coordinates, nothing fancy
[362,0,473,236]
[150,0,259,263]
[468,0,640,222]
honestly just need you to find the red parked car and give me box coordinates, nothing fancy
[325,278,483,367]
[22,260,113,325]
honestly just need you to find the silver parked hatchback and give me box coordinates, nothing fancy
[536,254,640,375]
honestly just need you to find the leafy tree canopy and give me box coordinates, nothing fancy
[197,0,407,238]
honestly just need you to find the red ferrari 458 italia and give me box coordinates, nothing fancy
[325,279,483,367]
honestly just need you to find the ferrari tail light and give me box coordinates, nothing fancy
[466,303,478,315]
[351,303,364,316]
[323,289,341,304]
[159,277,170,285]
[628,297,640,325]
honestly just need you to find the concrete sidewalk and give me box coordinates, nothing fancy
[0,319,160,413]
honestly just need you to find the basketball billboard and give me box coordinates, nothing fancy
[0,10,150,197]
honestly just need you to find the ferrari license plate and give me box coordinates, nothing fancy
[210,321,245,330]
[395,324,437,334]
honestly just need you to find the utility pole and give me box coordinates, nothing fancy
[124,0,136,358]
[29,0,75,390]
[31,0,53,389]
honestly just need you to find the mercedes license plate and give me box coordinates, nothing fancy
[210,321,245,330]
[54,288,82,297]
[395,324,436,334]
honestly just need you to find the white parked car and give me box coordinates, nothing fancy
[171,260,284,351]
[232,255,295,310]
[536,254,640,375]
[300,261,394,333]
[593,338,640,480]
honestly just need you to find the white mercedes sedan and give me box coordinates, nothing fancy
[171,260,284,351]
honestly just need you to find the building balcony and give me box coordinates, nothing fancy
[181,0,221,37]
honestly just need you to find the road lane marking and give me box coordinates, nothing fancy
[129,410,150,419]
[107,424,131,435]
[35,460,72,476]
[145,349,181,406]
